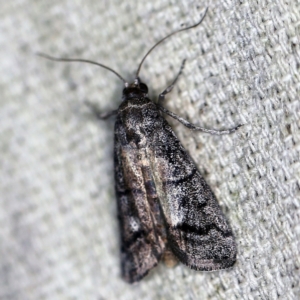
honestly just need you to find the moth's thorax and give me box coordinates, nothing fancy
[116,94,163,147]
[118,98,161,133]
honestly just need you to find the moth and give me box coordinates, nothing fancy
[38,8,240,283]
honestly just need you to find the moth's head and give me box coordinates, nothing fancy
[122,77,148,100]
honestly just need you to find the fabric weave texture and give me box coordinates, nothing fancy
[1,0,299,299]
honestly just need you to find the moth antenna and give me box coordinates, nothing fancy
[36,52,128,85]
[135,8,208,78]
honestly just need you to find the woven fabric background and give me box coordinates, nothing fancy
[1,0,299,299]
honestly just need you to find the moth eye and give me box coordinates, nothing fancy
[139,83,148,93]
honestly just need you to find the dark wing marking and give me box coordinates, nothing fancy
[150,118,237,271]
[114,116,166,283]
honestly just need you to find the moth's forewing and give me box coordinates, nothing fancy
[114,95,236,283]
[151,120,237,270]
[114,99,167,283]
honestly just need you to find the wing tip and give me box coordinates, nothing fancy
[121,252,162,283]
[122,261,157,284]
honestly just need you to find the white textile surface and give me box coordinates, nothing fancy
[1,0,299,299]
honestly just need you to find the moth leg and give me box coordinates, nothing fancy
[85,102,117,120]
[94,109,118,120]
[158,59,186,105]
[159,105,242,135]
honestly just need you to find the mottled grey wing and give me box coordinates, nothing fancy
[114,117,166,283]
[151,118,237,271]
